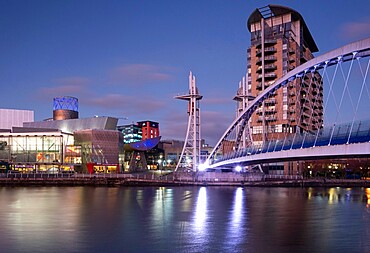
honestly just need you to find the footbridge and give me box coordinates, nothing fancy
[205,37,370,170]
[207,120,370,168]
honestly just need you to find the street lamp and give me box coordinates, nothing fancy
[157,159,163,176]
[235,165,242,172]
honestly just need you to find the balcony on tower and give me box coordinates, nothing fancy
[265,107,277,114]
[256,39,277,48]
[257,64,277,73]
[256,82,275,90]
[289,48,296,54]
[265,72,277,79]
[264,98,276,105]
[256,47,276,57]
[256,73,277,82]
[264,47,277,54]
[289,56,296,63]
[265,64,277,71]
[265,116,277,122]
[264,55,277,62]
[256,56,277,65]
[255,115,277,123]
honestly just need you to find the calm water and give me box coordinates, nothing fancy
[0,186,369,253]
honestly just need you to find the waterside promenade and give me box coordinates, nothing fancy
[0,173,369,187]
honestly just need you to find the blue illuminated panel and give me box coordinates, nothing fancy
[53,96,78,111]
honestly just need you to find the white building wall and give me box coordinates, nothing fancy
[0,109,34,130]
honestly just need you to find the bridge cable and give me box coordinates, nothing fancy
[347,58,370,143]
[314,61,338,147]
[329,55,355,145]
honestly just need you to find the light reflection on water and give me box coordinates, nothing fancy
[0,186,369,253]
[366,188,370,208]
[223,187,247,252]
[193,187,207,235]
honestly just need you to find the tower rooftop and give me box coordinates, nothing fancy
[247,5,318,53]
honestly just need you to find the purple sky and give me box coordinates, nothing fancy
[1,0,370,145]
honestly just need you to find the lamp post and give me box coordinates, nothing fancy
[157,159,163,176]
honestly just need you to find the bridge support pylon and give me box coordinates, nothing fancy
[175,71,203,172]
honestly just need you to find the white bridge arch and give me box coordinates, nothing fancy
[206,37,370,168]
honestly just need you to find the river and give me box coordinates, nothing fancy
[0,186,369,253]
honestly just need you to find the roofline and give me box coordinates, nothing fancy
[247,5,318,52]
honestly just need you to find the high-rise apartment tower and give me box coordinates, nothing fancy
[241,5,323,145]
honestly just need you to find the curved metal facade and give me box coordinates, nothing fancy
[53,96,79,120]
[53,109,79,121]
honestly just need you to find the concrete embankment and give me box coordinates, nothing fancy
[0,177,369,187]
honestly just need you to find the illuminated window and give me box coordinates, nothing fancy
[252,126,263,134]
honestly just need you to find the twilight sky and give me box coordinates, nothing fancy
[1,0,370,145]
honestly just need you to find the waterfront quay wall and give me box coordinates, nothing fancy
[0,173,369,187]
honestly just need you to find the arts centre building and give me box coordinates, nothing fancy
[0,97,161,173]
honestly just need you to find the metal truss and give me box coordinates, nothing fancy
[175,72,203,172]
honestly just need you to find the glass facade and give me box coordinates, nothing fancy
[117,124,142,143]
[0,116,164,173]
[0,132,77,172]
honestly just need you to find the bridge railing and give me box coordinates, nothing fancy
[264,174,303,180]
[214,119,370,163]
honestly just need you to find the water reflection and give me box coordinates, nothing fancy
[180,190,193,213]
[2,188,82,252]
[224,187,247,251]
[0,187,368,253]
[306,187,368,204]
[231,187,243,228]
[150,187,174,240]
[193,187,207,237]
[327,187,339,204]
